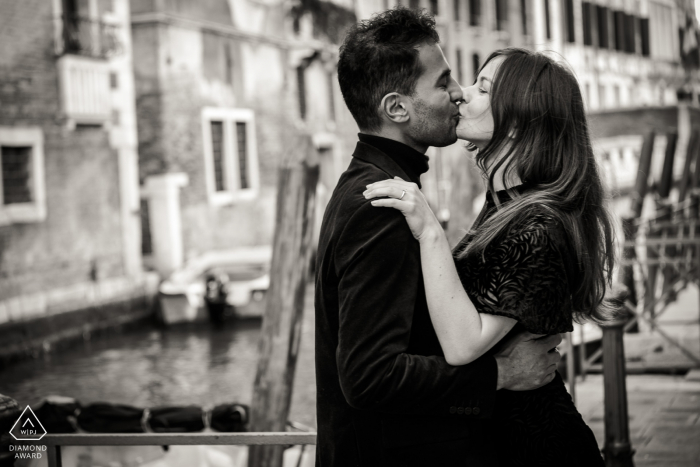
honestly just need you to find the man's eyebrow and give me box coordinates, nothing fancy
[435,68,451,85]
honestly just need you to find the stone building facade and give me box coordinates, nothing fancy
[356,0,700,242]
[131,0,359,275]
[0,0,150,361]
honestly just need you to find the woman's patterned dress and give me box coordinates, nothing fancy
[454,186,605,467]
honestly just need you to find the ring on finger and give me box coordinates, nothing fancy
[399,190,406,200]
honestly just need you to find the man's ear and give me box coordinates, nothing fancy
[379,92,410,124]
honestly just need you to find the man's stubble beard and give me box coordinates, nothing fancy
[410,97,458,148]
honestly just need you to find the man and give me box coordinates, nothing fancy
[315,8,562,466]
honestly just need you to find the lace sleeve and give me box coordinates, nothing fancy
[461,217,575,335]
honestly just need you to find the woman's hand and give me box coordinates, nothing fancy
[363,177,443,242]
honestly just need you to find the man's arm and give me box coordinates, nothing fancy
[334,200,497,417]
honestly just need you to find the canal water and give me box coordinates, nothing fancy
[0,286,318,430]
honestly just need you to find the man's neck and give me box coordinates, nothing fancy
[361,128,428,154]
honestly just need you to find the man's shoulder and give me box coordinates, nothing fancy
[330,157,396,211]
[322,157,414,246]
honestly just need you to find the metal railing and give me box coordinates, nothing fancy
[55,14,122,59]
[43,432,317,467]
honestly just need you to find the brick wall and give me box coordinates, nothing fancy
[0,0,126,302]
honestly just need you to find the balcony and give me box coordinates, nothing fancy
[57,54,110,126]
[56,14,122,59]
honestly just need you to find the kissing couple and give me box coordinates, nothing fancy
[315,7,615,467]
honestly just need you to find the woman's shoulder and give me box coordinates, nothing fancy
[504,205,568,247]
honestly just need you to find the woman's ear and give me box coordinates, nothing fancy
[380,93,410,124]
[507,127,518,139]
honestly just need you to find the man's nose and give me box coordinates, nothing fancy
[448,77,463,102]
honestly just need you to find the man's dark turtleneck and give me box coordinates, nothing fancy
[358,133,430,188]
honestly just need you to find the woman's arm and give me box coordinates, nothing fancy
[418,227,517,364]
[364,178,518,365]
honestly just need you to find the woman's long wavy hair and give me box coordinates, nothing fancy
[458,48,617,323]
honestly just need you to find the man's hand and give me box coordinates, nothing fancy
[494,331,562,391]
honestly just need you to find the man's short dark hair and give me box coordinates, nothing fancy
[337,7,440,132]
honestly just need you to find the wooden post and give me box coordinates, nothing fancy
[248,135,319,467]
[657,132,677,199]
[688,130,700,362]
[47,445,62,467]
[655,134,678,309]
[630,132,656,220]
[620,131,655,330]
[601,309,635,467]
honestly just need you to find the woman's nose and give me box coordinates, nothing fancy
[461,87,471,103]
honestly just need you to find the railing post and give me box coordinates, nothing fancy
[47,445,62,467]
[601,310,635,467]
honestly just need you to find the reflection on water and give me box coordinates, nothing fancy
[0,320,262,409]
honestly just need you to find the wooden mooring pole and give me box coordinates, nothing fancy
[621,132,656,314]
[601,307,635,467]
[248,135,319,467]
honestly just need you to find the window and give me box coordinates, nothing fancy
[563,0,575,43]
[2,147,32,204]
[640,17,650,56]
[235,122,249,189]
[597,5,609,48]
[327,71,336,122]
[0,127,46,225]
[140,199,153,256]
[613,10,625,51]
[495,0,508,31]
[454,0,460,22]
[409,0,420,9]
[469,0,480,26]
[624,14,636,54]
[210,121,225,192]
[224,42,233,85]
[430,0,438,15]
[472,53,480,79]
[648,2,675,60]
[201,108,260,204]
[544,0,551,39]
[109,71,118,89]
[582,2,593,46]
[456,48,464,84]
[297,65,307,120]
[520,0,528,35]
[598,84,606,108]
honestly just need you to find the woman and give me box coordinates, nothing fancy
[364,48,615,466]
